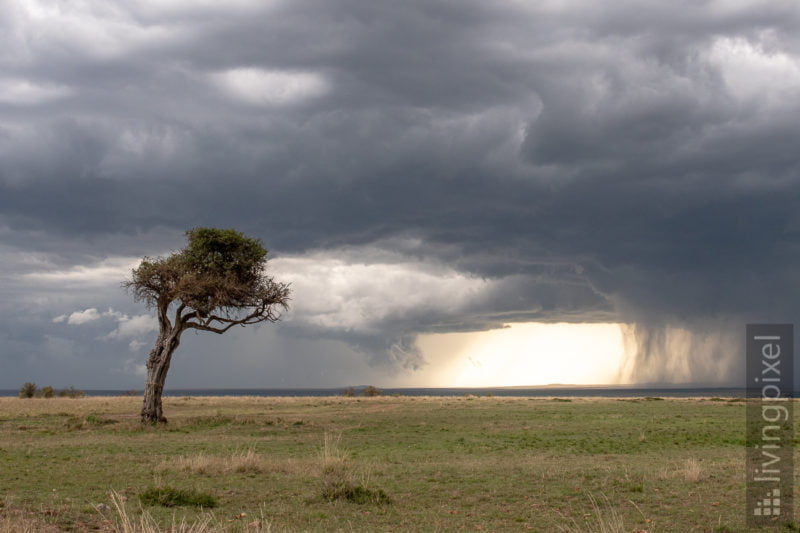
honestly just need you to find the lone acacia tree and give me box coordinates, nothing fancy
[125,228,290,423]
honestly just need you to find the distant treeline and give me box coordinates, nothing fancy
[18,383,85,398]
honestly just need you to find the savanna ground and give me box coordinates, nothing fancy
[0,395,793,532]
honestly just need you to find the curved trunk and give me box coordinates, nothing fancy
[141,329,182,424]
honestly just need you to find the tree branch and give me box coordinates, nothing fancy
[174,303,186,327]
[157,297,172,331]
[179,309,197,324]
[184,321,239,334]
[183,306,278,334]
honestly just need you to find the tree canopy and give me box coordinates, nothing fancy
[127,227,290,333]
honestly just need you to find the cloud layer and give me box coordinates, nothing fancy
[1,0,799,387]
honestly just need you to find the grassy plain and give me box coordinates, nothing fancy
[0,395,789,532]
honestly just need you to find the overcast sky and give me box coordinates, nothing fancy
[1,0,799,390]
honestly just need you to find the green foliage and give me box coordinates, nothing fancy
[180,228,270,313]
[18,383,37,398]
[184,228,266,281]
[342,387,356,397]
[38,386,55,398]
[138,486,218,508]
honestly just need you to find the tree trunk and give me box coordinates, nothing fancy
[141,330,181,424]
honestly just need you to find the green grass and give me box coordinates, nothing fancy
[0,395,792,531]
[138,486,218,508]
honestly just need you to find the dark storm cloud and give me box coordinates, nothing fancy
[2,0,800,386]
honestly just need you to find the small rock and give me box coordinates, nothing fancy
[96,503,110,512]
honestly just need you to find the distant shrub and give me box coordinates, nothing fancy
[18,382,37,398]
[39,386,55,398]
[119,389,140,397]
[138,486,217,508]
[58,386,86,398]
[343,387,356,397]
[361,385,382,397]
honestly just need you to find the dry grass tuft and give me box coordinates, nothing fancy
[107,491,214,532]
[158,448,289,476]
[318,432,351,500]
[319,432,348,469]
[655,457,703,483]
[0,496,70,533]
[317,432,391,504]
[683,458,702,483]
[103,491,273,532]
[0,509,52,533]
[229,448,269,474]
[556,493,626,533]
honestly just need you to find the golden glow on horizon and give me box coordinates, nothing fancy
[417,323,626,387]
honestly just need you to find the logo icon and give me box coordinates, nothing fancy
[753,488,781,517]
